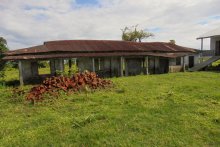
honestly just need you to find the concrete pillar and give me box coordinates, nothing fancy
[154,57,160,74]
[182,56,186,72]
[68,59,72,75]
[18,61,24,86]
[50,59,64,75]
[201,38,203,51]
[18,60,39,85]
[201,38,204,63]
[120,56,124,77]
[31,62,39,76]
[125,58,128,76]
[92,58,95,72]
[144,56,149,75]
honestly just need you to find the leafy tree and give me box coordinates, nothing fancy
[0,37,9,83]
[169,40,176,44]
[121,25,154,42]
[0,37,8,54]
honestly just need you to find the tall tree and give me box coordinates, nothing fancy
[121,25,154,42]
[0,37,8,72]
[0,37,8,55]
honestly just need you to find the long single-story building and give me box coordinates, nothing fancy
[3,40,198,85]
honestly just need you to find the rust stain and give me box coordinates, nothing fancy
[3,40,197,60]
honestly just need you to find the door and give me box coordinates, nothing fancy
[215,41,220,56]
[189,56,194,68]
[159,58,169,74]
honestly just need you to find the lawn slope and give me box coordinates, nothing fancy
[0,72,220,146]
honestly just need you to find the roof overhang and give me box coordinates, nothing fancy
[3,52,196,61]
[197,26,220,39]
[3,40,197,61]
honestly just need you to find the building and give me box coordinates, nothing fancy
[190,27,220,71]
[3,40,197,85]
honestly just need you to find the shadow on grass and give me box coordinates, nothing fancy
[5,80,20,87]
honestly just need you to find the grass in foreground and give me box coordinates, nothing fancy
[0,70,220,146]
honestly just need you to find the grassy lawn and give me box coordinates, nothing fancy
[0,68,220,146]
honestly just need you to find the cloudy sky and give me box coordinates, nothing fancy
[0,0,220,50]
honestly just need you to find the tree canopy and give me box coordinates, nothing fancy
[0,37,8,54]
[169,40,176,44]
[0,37,9,73]
[121,25,154,42]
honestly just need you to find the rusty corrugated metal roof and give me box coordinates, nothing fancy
[3,40,197,60]
[3,52,191,60]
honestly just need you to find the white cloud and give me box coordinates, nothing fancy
[0,0,220,50]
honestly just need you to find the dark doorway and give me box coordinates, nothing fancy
[189,56,194,68]
[215,41,220,56]
[126,58,143,76]
[159,58,169,74]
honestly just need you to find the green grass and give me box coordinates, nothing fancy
[0,68,220,146]
[213,60,220,67]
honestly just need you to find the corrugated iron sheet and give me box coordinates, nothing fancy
[3,40,197,60]
[3,52,193,60]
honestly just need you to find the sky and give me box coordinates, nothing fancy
[0,0,220,50]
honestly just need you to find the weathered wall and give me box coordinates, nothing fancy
[50,59,64,75]
[125,58,143,76]
[149,57,155,74]
[78,57,121,77]
[183,54,201,68]
[159,58,169,73]
[169,66,183,73]
[19,60,39,85]
[154,57,160,74]
[169,58,176,66]
[110,57,121,77]
[210,36,220,50]
[98,57,121,77]
[77,58,94,72]
[169,57,184,72]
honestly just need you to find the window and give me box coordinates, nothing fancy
[176,57,181,65]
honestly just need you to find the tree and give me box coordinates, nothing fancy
[0,37,8,57]
[169,40,176,45]
[0,37,9,83]
[121,25,154,42]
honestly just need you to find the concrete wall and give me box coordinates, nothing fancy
[50,59,64,75]
[169,58,176,66]
[169,66,183,73]
[183,54,200,68]
[125,58,143,76]
[19,60,39,85]
[148,57,153,74]
[210,36,220,50]
[148,56,160,74]
[168,55,201,71]
[110,57,121,77]
[77,58,94,72]
[159,58,169,73]
[18,55,198,85]
[98,57,120,77]
[169,57,184,72]
[19,59,65,85]
[78,57,121,77]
